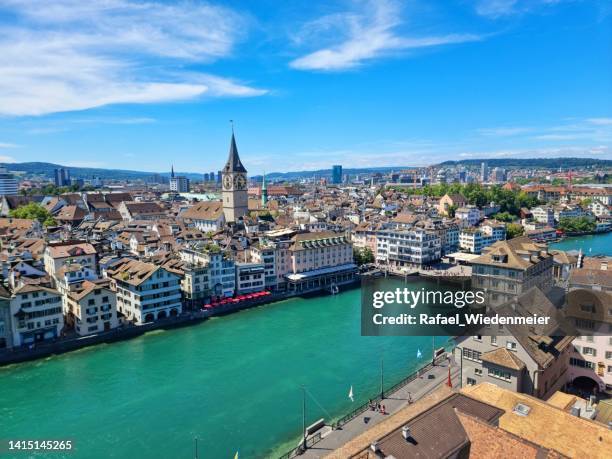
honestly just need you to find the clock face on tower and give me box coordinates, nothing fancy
[234,174,247,190]
[223,174,233,190]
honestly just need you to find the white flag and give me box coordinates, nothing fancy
[417,348,422,359]
[348,385,354,402]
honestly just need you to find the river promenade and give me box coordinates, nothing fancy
[281,357,460,458]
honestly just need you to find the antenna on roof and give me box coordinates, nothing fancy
[229,119,234,134]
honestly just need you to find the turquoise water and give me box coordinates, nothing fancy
[549,231,612,256]
[0,278,442,459]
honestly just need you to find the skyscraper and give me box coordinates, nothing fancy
[480,162,488,182]
[0,167,18,196]
[222,131,248,223]
[332,165,342,184]
[54,168,70,187]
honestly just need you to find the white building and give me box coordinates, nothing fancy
[10,285,63,347]
[180,201,225,232]
[44,241,97,280]
[65,279,118,336]
[170,176,190,193]
[0,167,18,196]
[376,228,441,267]
[179,246,236,298]
[459,221,506,254]
[532,206,555,227]
[455,205,481,227]
[107,259,182,324]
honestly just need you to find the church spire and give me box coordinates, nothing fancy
[223,130,247,174]
[171,164,175,178]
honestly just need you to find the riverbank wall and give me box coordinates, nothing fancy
[0,280,362,367]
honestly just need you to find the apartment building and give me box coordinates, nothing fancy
[179,246,236,298]
[44,241,97,280]
[471,236,553,307]
[459,221,506,255]
[249,241,277,290]
[235,262,265,294]
[286,231,356,293]
[455,205,481,227]
[65,279,118,336]
[0,285,12,349]
[531,206,555,227]
[454,288,573,399]
[376,228,441,267]
[181,201,225,232]
[106,259,182,324]
[10,285,63,347]
[564,262,612,393]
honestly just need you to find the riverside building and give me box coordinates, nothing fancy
[376,228,441,268]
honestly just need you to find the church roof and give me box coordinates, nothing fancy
[223,132,247,173]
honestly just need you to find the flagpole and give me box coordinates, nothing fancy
[194,437,198,459]
[302,386,307,451]
[380,357,384,400]
[432,335,435,365]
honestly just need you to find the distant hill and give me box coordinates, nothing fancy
[251,166,409,181]
[436,157,612,169]
[2,162,205,181]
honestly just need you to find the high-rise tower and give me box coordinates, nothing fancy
[261,172,268,207]
[222,130,248,223]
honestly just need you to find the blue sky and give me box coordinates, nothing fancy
[0,0,610,174]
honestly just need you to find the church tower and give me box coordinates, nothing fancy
[222,130,248,223]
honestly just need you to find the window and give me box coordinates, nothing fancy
[488,368,511,381]
[583,347,597,357]
[606,351,612,360]
[463,348,482,362]
[570,357,595,369]
[466,377,476,386]
[491,336,497,346]
[474,368,483,376]
[506,341,517,351]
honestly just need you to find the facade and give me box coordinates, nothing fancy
[107,259,182,324]
[331,165,342,184]
[0,285,12,349]
[454,289,573,399]
[285,231,356,292]
[170,176,190,193]
[566,289,612,393]
[117,201,165,222]
[459,221,506,254]
[222,132,248,223]
[437,193,467,216]
[455,205,481,227]
[471,236,553,307]
[181,201,225,232]
[54,168,70,187]
[44,241,98,280]
[376,228,441,267]
[10,285,63,347]
[250,241,277,290]
[180,247,236,298]
[235,262,265,294]
[64,279,118,336]
[0,166,18,196]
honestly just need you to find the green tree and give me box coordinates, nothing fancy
[9,202,57,226]
[506,223,524,239]
[557,217,596,234]
[354,247,374,265]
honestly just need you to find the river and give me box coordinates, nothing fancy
[549,231,612,256]
[0,277,445,459]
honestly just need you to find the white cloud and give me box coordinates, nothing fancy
[587,117,612,126]
[475,0,567,19]
[0,142,19,148]
[0,0,267,116]
[0,154,17,162]
[289,0,482,71]
[476,126,532,136]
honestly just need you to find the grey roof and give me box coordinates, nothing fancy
[223,133,247,173]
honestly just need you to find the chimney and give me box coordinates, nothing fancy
[402,425,412,440]
[370,441,380,453]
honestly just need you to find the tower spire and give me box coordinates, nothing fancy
[223,126,247,173]
[261,171,268,207]
[171,164,175,178]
